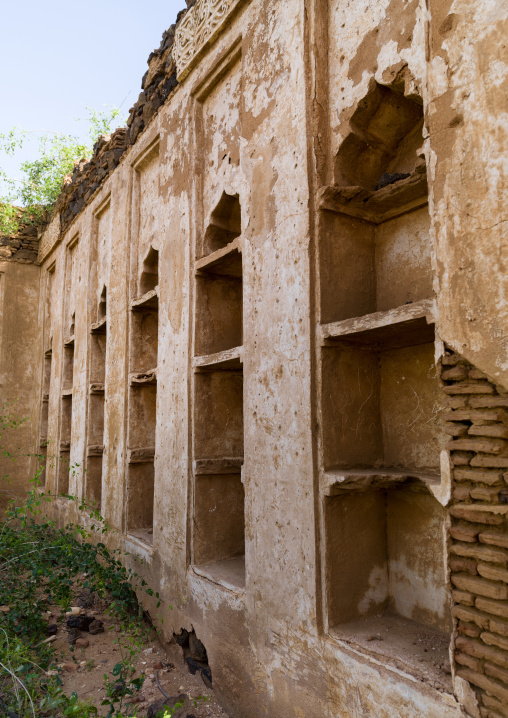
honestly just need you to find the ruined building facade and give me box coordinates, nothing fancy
[2,0,508,716]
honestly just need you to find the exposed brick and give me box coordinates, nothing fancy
[447,437,507,454]
[490,618,508,638]
[452,451,474,465]
[445,396,469,409]
[471,487,501,502]
[442,365,469,381]
[451,543,508,564]
[482,693,508,718]
[451,573,508,600]
[444,421,469,436]
[453,486,471,500]
[458,621,481,637]
[452,588,476,606]
[470,425,508,439]
[476,597,508,620]
[445,409,508,423]
[472,455,508,469]
[457,669,508,705]
[450,505,506,525]
[485,661,508,685]
[450,557,479,574]
[456,636,508,669]
[470,397,508,409]
[450,525,479,542]
[442,353,468,367]
[452,604,491,629]
[454,468,504,486]
[481,631,508,652]
[480,531,508,550]
[470,369,488,380]
[443,382,495,395]
[478,564,508,584]
[455,650,482,671]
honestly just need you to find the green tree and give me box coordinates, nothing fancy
[0,106,124,235]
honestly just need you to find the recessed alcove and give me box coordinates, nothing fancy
[334,80,424,192]
[58,395,72,494]
[321,339,441,476]
[319,75,450,686]
[139,246,159,296]
[126,266,159,542]
[325,485,451,690]
[62,342,74,392]
[98,285,107,321]
[193,364,244,584]
[201,192,241,258]
[87,315,107,504]
[195,249,243,356]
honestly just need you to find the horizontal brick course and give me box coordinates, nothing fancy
[457,668,508,703]
[449,525,478,542]
[454,467,505,485]
[478,563,508,584]
[481,631,508,652]
[451,542,508,565]
[476,597,508,620]
[480,531,508,550]
[451,573,508,600]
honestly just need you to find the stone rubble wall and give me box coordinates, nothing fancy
[0,220,39,263]
[443,348,508,716]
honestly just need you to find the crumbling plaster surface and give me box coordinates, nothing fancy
[0,261,41,512]
[427,1,508,387]
[28,0,508,716]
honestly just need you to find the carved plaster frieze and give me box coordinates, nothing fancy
[173,0,243,80]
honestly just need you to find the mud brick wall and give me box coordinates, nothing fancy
[442,348,508,716]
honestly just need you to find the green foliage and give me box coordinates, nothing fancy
[0,629,98,718]
[0,106,124,235]
[0,485,161,717]
[101,619,147,718]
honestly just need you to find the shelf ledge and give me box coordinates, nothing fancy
[192,556,246,592]
[128,447,155,464]
[60,441,71,452]
[87,444,104,457]
[63,334,75,347]
[62,388,73,398]
[131,288,158,311]
[320,299,435,348]
[195,238,242,277]
[317,168,428,224]
[89,383,105,395]
[321,468,440,496]
[130,369,157,386]
[194,457,243,475]
[91,317,107,334]
[194,345,243,370]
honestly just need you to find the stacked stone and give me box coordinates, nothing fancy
[442,348,508,717]
[56,127,130,232]
[0,215,40,263]
[56,1,196,234]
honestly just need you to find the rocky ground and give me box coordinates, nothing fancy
[46,596,229,718]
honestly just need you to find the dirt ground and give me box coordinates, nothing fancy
[48,604,230,718]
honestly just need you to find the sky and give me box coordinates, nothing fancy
[0,0,184,193]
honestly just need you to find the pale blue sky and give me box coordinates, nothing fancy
[0,0,184,191]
